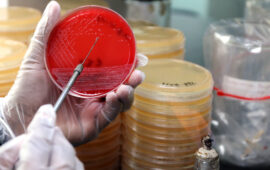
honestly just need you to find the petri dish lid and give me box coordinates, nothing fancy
[60,0,109,11]
[128,19,156,27]
[46,6,136,98]
[0,68,19,84]
[136,59,213,102]
[0,39,27,71]
[0,7,41,32]
[133,26,185,56]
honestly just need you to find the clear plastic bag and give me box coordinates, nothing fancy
[245,0,270,19]
[204,19,270,167]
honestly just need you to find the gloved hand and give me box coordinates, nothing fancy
[0,104,84,170]
[1,1,147,145]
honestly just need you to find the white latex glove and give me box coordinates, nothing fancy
[0,104,84,170]
[1,1,147,145]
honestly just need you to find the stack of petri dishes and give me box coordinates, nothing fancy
[122,59,213,170]
[0,7,41,44]
[76,115,121,170]
[0,38,27,97]
[132,25,185,59]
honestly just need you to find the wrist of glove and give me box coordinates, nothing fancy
[0,104,84,170]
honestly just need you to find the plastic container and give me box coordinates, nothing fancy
[46,6,136,98]
[0,7,41,43]
[122,59,213,170]
[204,19,270,167]
[245,0,270,20]
[76,115,121,170]
[132,26,185,59]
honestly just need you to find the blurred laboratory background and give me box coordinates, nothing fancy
[2,0,246,67]
[2,0,270,170]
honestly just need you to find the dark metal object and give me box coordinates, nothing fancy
[194,135,220,170]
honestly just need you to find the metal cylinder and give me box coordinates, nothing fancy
[194,136,219,170]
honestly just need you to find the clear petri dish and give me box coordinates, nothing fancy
[84,156,120,170]
[123,138,199,156]
[0,7,41,42]
[0,81,14,97]
[0,39,27,71]
[122,148,195,165]
[46,6,136,98]
[128,105,211,121]
[122,150,194,169]
[125,107,211,129]
[77,145,120,162]
[123,134,200,154]
[76,132,120,152]
[59,0,109,15]
[133,26,185,59]
[133,94,212,115]
[123,125,208,144]
[122,159,194,170]
[136,59,213,102]
[0,67,19,84]
[123,113,210,140]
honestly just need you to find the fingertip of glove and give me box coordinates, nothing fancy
[136,53,148,67]
[116,85,133,99]
[28,104,56,131]
[47,1,61,20]
[128,70,145,88]
[106,92,117,103]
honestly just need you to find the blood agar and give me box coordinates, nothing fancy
[46,6,136,98]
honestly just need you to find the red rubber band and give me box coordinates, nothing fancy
[214,87,270,101]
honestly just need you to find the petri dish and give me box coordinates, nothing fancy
[136,59,213,102]
[133,26,185,59]
[59,0,109,15]
[122,147,195,165]
[0,82,14,97]
[123,134,200,154]
[122,151,194,169]
[46,6,136,98]
[125,107,211,129]
[123,113,210,139]
[76,145,120,161]
[0,68,19,84]
[0,39,27,71]
[84,156,120,170]
[0,7,41,42]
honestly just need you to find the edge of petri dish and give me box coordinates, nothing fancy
[45,5,136,99]
[138,59,212,90]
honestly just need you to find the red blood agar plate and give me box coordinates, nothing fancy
[46,6,136,98]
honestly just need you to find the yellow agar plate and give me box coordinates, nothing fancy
[136,59,213,102]
[0,7,41,32]
[133,26,185,57]
[0,39,27,71]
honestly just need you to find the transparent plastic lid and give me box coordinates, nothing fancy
[0,68,18,84]
[136,59,213,102]
[0,81,13,95]
[0,39,26,71]
[59,0,109,12]
[133,26,185,56]
[0,7,41,32]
